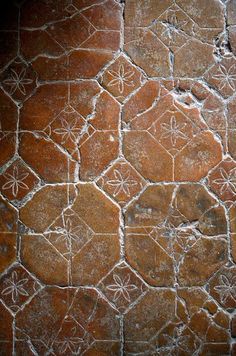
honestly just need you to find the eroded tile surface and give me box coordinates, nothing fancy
[0,1,235,355]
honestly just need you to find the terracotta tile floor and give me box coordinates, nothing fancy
[0,0,236,355]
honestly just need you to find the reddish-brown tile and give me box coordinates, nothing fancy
[174,131,222,181]
[71,234,120,285]
[80,131,119,180]
[21,234,69,286]
[98,261,146,312]
[32,50,113,81]
[97,158,146,206]
[178,238,227,287]
[176,287,230,350]
[0,95,15,130]
[78,90,119,180]
[0,233,16,274]
[47,14,95,51]
[0,0,234,352]
[227,0,236,25]
[0,58,37,102]
[0,301,13,354]
[20,1,69,28]
[0,133,16,167]
[124,0,224,77]
[124,28,171,77]
[72,183,119,234]
[124,289,176,341]
[208,266,236,309]
[126,229,175,287]
[0,264,41,313]
[208,158,236,203]
[123,80,222,182]
[16,287,119,354]
[0,90,17,132]
[20,29,64,61]
[20,184,76,233]
[69,81,101,118]
[44,208,94,260]
[20,83,68,131]
[229,26,236,56]
[0,159,39,201]
[230,203,236,263]
[124,131,173,182]
[0,196,17,233]
[100,55,144,102]
[19,132,77,183]
[205,56,236,98]
[125,183,228,288]
[232,315,236,338]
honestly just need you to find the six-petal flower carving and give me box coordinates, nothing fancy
[53,117,82,144]
[54,218,84,250]
[160,115,188,146]
[3,68,33,95]
[106,274,138,302]
[1,270,29,303]
[2,165,29,198]
[214,274,236,304]
[107,64,135,94]
[213,167,236,195]
[107,169,137,197]
[213,64,236,91]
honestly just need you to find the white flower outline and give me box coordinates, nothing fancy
[107,169,138,197]
[106,273,138,302]
[213,64,236,91]
[160,115,188,146]
[1,270,29,303]
[2,165,29,198]
[213,167,236,195]
[107,64,135,94]
[214,274,236,304]
[3,68,33,95]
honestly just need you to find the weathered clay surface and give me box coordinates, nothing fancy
[0,0,235,355]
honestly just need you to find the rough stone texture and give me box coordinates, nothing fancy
[0,1,235,355]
